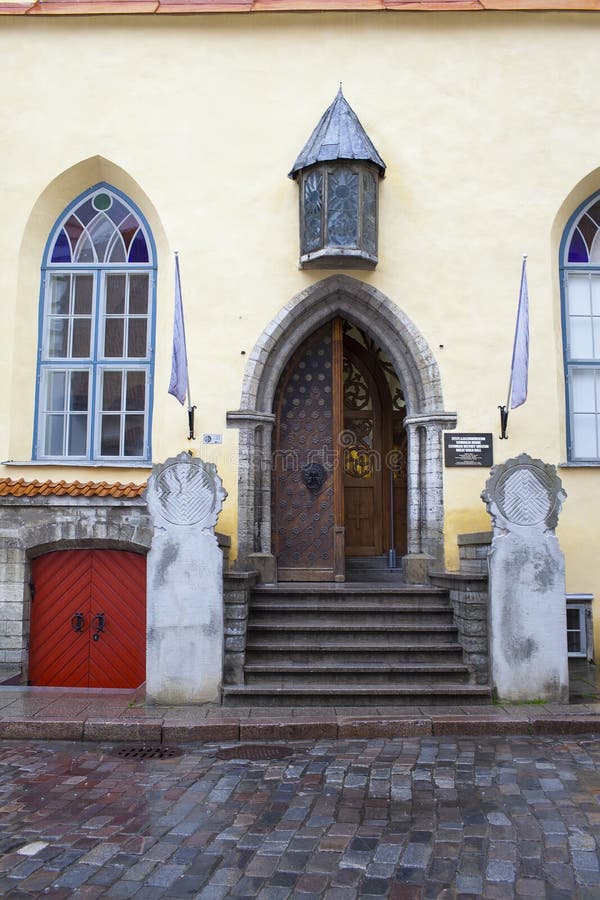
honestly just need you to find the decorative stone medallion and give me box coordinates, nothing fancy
[145,452,227,530]
[482,453,566,534]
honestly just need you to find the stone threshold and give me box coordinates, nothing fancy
[2,711,600,743]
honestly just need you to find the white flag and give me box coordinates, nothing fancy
[509,258,529,409]
[168,254,189,406]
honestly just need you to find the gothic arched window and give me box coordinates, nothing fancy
[34,185,156,462]
[562,191,600,461]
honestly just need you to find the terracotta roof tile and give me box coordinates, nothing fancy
[0,477,146,498]
[1,0,599,13]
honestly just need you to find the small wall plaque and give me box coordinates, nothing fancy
[444,433,493,468]
[202,434,223,445]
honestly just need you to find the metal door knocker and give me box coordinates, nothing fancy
[301,462,327,493]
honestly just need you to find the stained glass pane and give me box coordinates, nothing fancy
[363,171,377,256]
[327,168,359,247]
[49,276,71,315]
[119,214,138,251]
[68,415,87,456]
[130,274,149,314]
[568,229,588,263]
[69,371,89,411]
[100,415,120,456]
[302,170,322,253]
[106,197,128,224]
[590,232,600,264]
[76,198,96,227]
[128,229,149,263]
[128,319,147,358]
[75,234,95,263]
[104,319,124,358]
[51,230,71,264]
[126,371,146,411]
[106,274,126,314]
[108,235,127,263]
[72,319,91,358]
[88,214,115,263]
[102,370,122,411]
[65,216,84,255]
[124,415,144,456]
[74,275,93,315]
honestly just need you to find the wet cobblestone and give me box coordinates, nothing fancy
[1,736,600,896]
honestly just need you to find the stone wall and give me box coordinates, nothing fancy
[0,491,234,687]
[431,532,491,686]
[0,496,153,675]
[223,570,257,684]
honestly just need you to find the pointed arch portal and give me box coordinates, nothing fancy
[227,275,456,582]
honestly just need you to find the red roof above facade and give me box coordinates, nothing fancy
[1,0,599,14]
[0,478,146,498]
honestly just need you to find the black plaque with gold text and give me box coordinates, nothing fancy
[444,433,493,468]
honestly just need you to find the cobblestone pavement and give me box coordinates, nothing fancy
[1,736,600,898]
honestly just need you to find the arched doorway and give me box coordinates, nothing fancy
[271,318,407,581]
[227,275,456,582]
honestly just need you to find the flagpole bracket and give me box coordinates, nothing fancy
[499,405,509,440]
[188,406,197,441]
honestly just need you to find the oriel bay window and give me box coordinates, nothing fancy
[35,186,155,462]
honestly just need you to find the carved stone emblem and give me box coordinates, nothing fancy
[145,452,227,529]
[301,462,327,493]
[482,453,565,534]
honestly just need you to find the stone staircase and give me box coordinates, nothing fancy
[222,583,491,707]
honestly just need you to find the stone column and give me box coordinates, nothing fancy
[482,453,569,703]
[403,412,456,583]
[145,452,227,704]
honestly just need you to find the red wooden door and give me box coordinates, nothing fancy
[29,549,146,689]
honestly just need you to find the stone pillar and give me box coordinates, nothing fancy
[226,409,276,573]
[403,413,457,583]
[482,453,569,703]
[145,453,227,704]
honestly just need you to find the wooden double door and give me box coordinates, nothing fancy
[272,318,407,581]
[29,549,146,688]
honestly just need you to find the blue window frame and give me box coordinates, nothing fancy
[34,184,156,463]
[561,191,600,461]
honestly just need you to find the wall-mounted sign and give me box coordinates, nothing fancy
[202,434,223,445]
[444,433,493,468]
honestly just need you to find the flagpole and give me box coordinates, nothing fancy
[173,251,196,441]
[499,255,527,440]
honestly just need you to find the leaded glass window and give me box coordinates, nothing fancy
[35,186,155,462]
[297,162,380,269]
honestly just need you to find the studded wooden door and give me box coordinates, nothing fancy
[29,549,146,688]
[342,342,384,556]
[272,321,344,581]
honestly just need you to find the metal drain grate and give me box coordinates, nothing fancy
[114,745,183,760]
[216,744,292,761]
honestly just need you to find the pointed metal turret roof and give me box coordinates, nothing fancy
[288,87,386,179]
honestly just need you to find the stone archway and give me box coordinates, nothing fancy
[227,275,456,581]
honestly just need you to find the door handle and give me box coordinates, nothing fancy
[92,612,105,642]
[71,612,85,633]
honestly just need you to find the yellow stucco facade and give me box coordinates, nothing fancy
[1,10,600,646]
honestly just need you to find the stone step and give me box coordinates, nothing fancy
[243,662,472,685]
[249,603,453,627]
[252,584,447,600]
[244,642,466,665]
[345,556,389,570]
[246,623,459,645]
[222,683,492,707]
